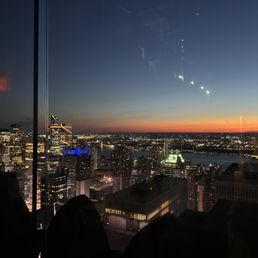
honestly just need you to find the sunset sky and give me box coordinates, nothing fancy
[1,0,258,133]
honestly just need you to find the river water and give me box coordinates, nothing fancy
[182,152,251,166]
[103,149,256,168]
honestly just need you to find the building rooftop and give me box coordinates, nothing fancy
[218,163,258,183]
[105,175,186,214]
[161,150,185,166]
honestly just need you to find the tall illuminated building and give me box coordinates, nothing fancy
[49,115,72,155]
[24,136,45,165]
[111,145,133,189]
[92,147,99,172]
[187,164,221,212]
[9,124,23,164]
[20,168,41,211]
[76,151,91,180]
[198,164,221,212]
[150,144,163,172]
[61,154,77,198]
[62,146,92,198]
[41,167,70,207]
[0,125,24,166]
[187,165,202,210]
[136,156,152,182]
[0,129,11,164]
[40,115,72,207]
[161,150,188,179]
[163,140,169,159]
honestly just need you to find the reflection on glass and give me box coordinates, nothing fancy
[2,0,258,257]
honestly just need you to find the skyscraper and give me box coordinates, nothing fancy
[111,145,133,189]
[0,129,11,165]
[24,136,45,164]
[160,150,188,178]
[62,145,92,198]
[49,115,72,155]
[187,164,221,212]
[136,156,152,182]
[150,144,163,172]
[41,167,70,207]
[9,124,23,164]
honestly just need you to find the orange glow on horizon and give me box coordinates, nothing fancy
[78,117,258,133]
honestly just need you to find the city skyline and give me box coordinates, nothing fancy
[1,0,258,133]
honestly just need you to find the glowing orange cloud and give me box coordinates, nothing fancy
[0,77,9,93]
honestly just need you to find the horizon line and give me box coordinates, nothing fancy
[71,130,258,134]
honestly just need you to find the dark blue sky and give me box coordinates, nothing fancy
[1,0,258,132]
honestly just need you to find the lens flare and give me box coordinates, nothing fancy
[0,77,9,93]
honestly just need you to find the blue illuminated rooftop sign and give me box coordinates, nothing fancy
[63,146,90,157]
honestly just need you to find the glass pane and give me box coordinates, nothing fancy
[3,0,258,257]
[0,0,34,208]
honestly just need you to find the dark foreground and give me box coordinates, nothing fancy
[2,172,258,258]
